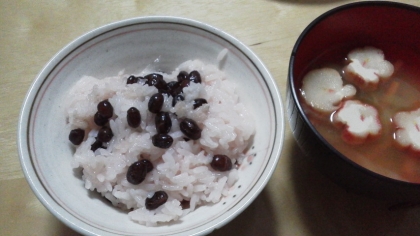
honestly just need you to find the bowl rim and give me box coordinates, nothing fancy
[17,15,285,235]
[288,1,420,187]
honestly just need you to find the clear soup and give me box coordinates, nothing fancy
[300,44,420,183]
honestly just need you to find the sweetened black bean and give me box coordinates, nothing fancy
[126,75,138,84]
[177,71,188,82]
[148,93,164,113]
[188,70,202,83]
[173,85,185,97]
[69,128,84,145]
[97,100,113,119]
[180,199,190,209]
[152,133,173,148]
[97,126,113,142]
[172,94,184,107]
[145,73,166,90]
[211,155,232,171]
[145,73,163,83]
[169,79,190,97]
[94,112,108,126]
[155,112,172,134]
[126,160,152,185]
[166,81,178,90]
[166,81,180,96]
[158,87,170,95]
[179,78,190,89]
[145,191,168,210]
[91,139,103,151]
[140,159,154,173]
[127,107,141,128]
[193,98,207,109]
[158,80,175,95]
[179,118,201,140]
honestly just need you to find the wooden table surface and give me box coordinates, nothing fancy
[2,0,420,235]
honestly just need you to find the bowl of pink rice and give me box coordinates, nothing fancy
[18,16,284,235]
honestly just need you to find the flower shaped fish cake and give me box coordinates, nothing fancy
[393,108,420,153]
[343,46,394,91]
[301,68,356,114]
[333,100,382,144]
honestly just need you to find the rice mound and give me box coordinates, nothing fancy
[65,60,255,226]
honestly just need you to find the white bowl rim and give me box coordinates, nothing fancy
[17,16,285,235]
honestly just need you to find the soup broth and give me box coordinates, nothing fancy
[300,44,420,183]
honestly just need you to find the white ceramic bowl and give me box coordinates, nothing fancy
[18,16,284,235]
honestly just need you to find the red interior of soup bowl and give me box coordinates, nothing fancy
[288,1,420,203]
[293,1,420,87]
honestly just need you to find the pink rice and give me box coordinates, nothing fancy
[64,59,255,226]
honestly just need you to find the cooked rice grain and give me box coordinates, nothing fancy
[65,60,255,226]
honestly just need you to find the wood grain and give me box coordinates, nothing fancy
[2,1,420,235]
